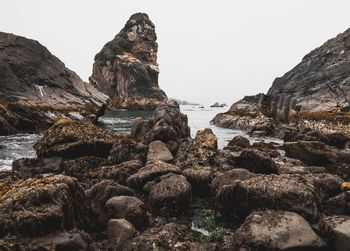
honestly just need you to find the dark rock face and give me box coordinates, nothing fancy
[0,174,87,238]
[213,27,350,129]
[268,28,350,112]
[90,13,167,110]
[0,32,108,135]
[237,149,278,174]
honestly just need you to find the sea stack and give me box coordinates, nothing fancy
[90,13,167,110]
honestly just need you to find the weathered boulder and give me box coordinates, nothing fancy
[34,119,117,159]
[215,174,319,220]
[182,167,214,197]
[86,160,143,186]
[229,210,325,250]
[194,128,218,150]
[147,140,173,162]
[148,174,192,217]
[211,168,255,196]
[323,215,350,251]
[90,13,167,110]
[131,102,190,153]
[227,135,250,149]
[284,141,346,166]
[85,180,134,225]
[0,174,87,238]
[285,129,350,149]
[108,136,148,165]
[105,196,149,229]
[126,160,181,189]
[0,32,108,135]
[107,219,136,251]
[237,149,278,174]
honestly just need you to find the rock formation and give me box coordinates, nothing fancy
[0,32,108,135]
[213,27,350,129]
[90,13,167,110]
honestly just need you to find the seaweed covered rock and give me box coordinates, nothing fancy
[34,119,117,159]
[105,196,149,229]
[86,160,143,186]
[0,174,87,238]
[226,135,250,150]
[108,219,136,251]
[229,210,325,250]
[215,174,319,220]
[194,128,218,150]
[127,160,181,189]
[131,103,190,153]
[90,13,167,110]
[85,180,134,226]
[237,149,278,174]
[182,167,214,197]
[284,141,350,166]
[148,174,192,217]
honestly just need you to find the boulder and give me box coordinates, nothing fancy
[230,210,325,250]
[34,119,117,159]
[0,174,87,237]
[107,219,136,251]
[215,174,319,220]
[182,167,214,197]
[105,196,149,229]
[237,149,278,174]
[227,135,250,149]
[284,141,338,166]
[211,168,255,196]
[323,215,350,251]
[131,103,190,153]
[147,140,173,162]
[194,128,218,150]
[86,160,142,185]
[127,160,181,189]
[90,13,167,110]
[85,180,135,225]
[148,174,192,217]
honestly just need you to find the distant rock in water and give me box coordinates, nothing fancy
[213,27,350,129]
[210,102,226,108]
[0,32,108,135]
[90,13,167,110]
[170,98,200,106]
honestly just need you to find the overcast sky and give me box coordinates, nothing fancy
[2,1,350,105]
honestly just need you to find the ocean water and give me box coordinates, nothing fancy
[0,105,283,171]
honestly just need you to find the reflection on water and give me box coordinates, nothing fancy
[0,105,283,171]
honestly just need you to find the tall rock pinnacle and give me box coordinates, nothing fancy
[90,13,167,110]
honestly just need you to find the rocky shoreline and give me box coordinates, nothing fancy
[0,100,349,250]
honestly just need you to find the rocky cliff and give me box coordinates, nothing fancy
[213,27,350,129]
[0,32,108,135]
[89,13,167,110]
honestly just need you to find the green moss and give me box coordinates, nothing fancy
[94,31,131,62]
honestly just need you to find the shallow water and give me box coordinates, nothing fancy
[0,105,283,171]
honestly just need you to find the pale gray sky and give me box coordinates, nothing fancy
[2,1,350,105]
